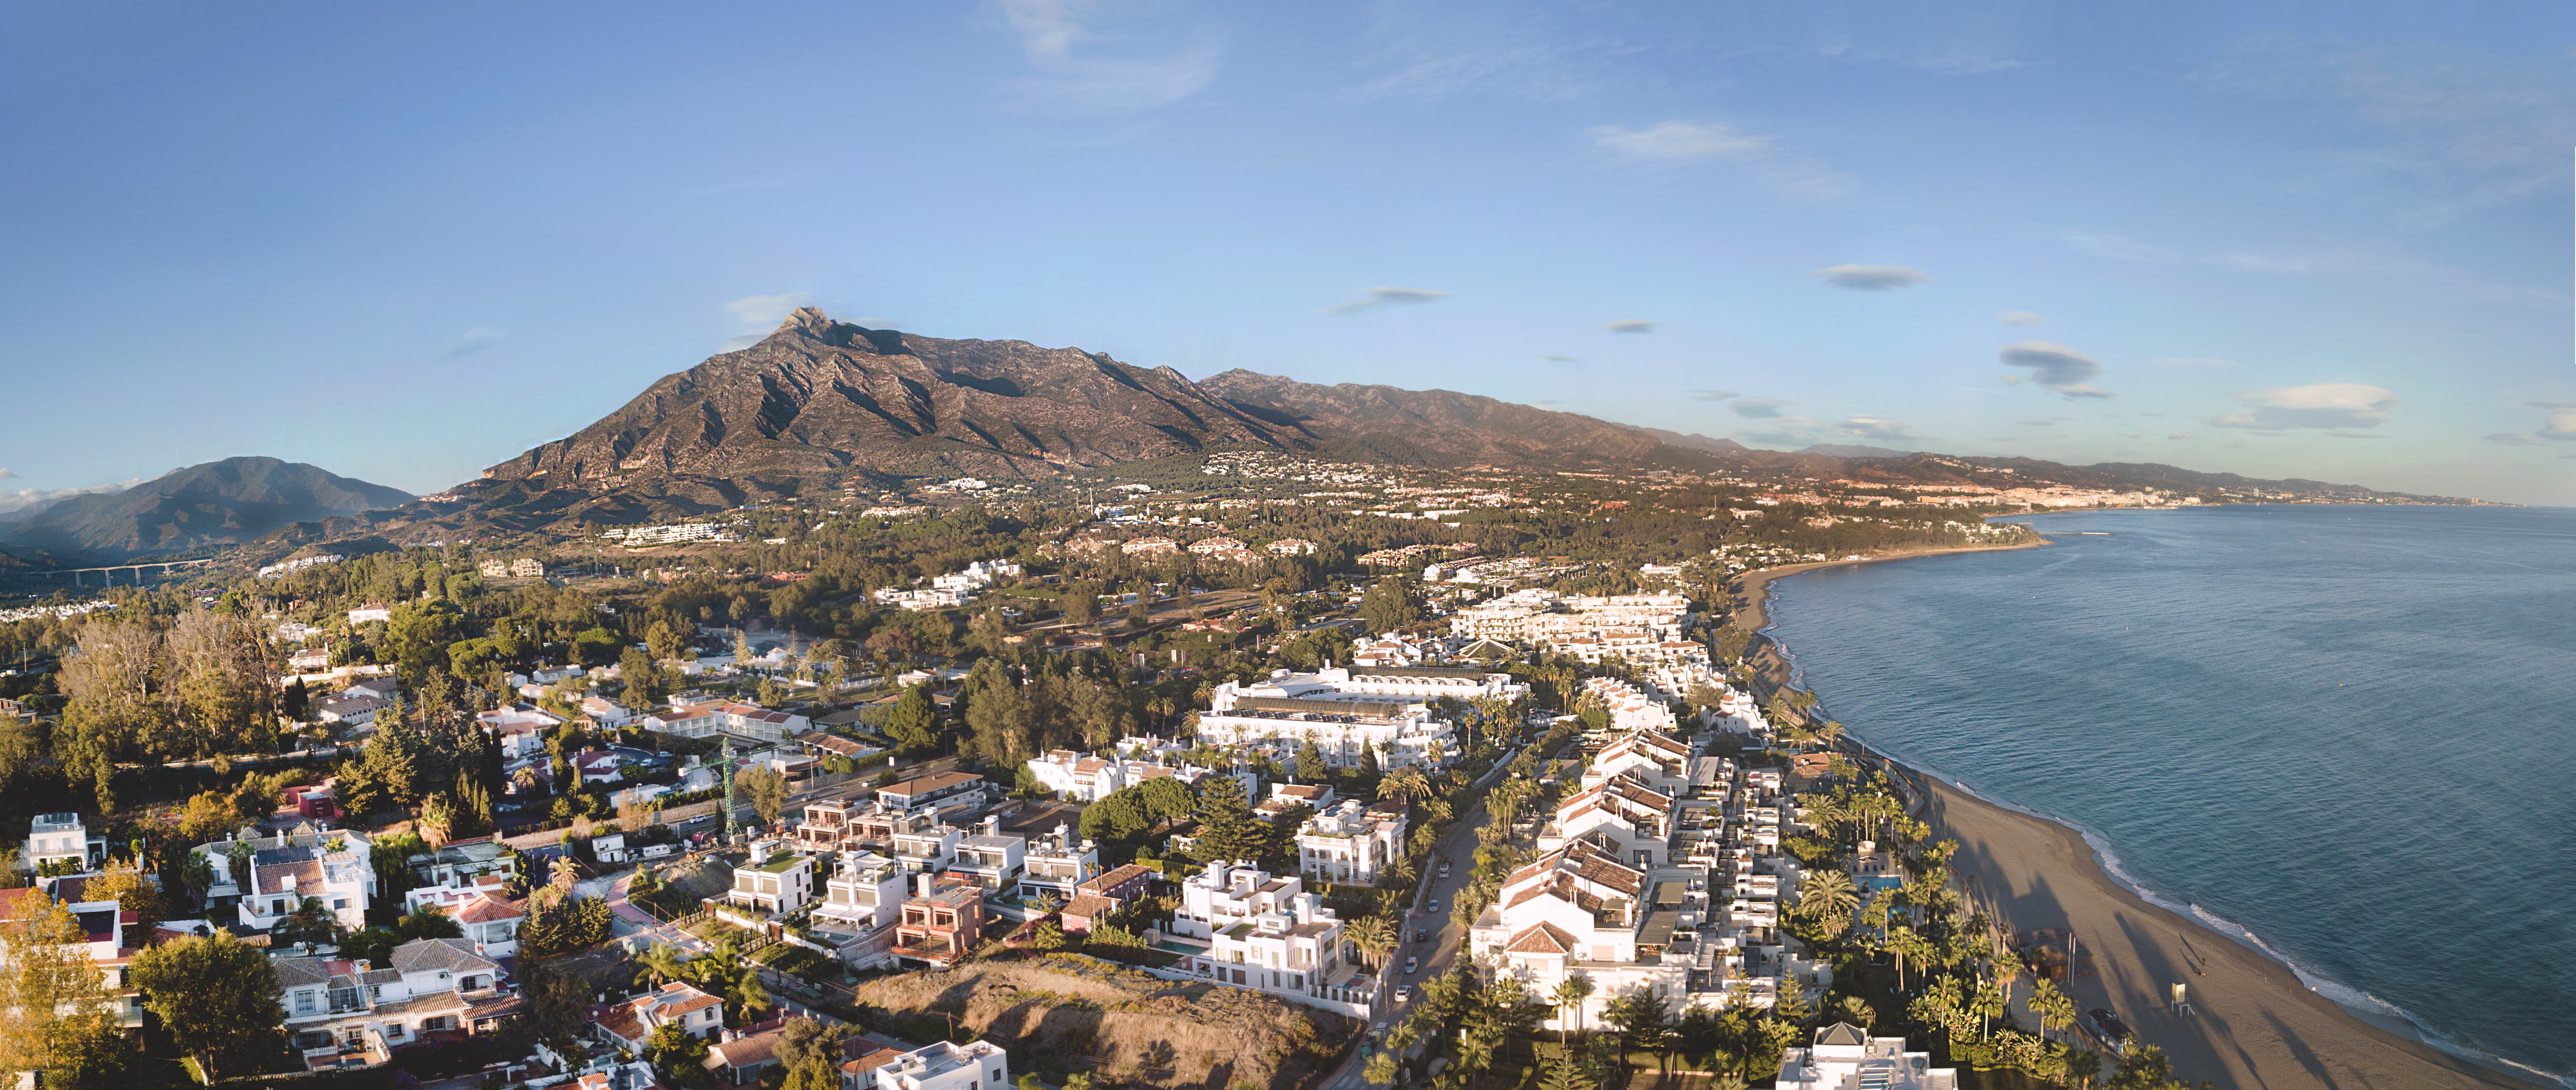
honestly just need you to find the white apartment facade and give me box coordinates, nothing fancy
[1295,799,1408,887]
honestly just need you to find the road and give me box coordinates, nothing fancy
[1320,788,1501,1090]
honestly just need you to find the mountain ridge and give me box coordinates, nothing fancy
[4,457,414,560]
[286,306,2480,542]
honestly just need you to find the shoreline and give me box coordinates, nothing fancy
[1725,538,2050,635]
[1729,545,2557,1090]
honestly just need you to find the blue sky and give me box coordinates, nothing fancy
[3,1,2573,506]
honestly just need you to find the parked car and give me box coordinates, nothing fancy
[1403,957,1419,975]
[1394,984,1413,1002]
[2088,1008,2135,1053]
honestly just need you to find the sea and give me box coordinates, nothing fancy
[1757,504,2576,1085]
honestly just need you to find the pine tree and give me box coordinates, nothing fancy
[1193,774,1262,863]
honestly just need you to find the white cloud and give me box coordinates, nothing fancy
[0,468,14,480]
[1814,264,1930,291]
[1606,320,1658,334]
[441,327,505,360]
[0,478,143,515]
[2213,383,2397,431]
[1589,120,1847,197]
[994,0,1220,117]
[2169,433,2194,440]
[724,293,816,329]
[1998,341,2111,399]
[1322,287,1449,317]
[1691,390,1738,402]
[1998,311,2044,326]
[2528,402,2576,441]
[1835,415,1921,441]
[1730,397,1792,419]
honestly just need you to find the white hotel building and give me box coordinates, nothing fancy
[1196,665,1525,771]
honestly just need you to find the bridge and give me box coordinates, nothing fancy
[19,558,217,586]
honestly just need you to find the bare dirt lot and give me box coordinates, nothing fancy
[851,955,1358,1090]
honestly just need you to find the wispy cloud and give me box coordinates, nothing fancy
[0,478,142,515]
[1543,355,1579,364]
[2061,231,2184,264]
[725,292,816,328]
[1814,264,1929,291]
[1691,390,1738,402]
[1729,397,1792,419]
[2169,433,2194,440]
[1606,320,1658,334]
[1998,341,2111,399]
[1321,287,1449,317]
[2520,402,2576,442]
[2192,41,2576,223]
[994,0,1220,117]
[1835,415,1921,441]
[440,327,505,360]
[1998,311,2044,326]
[2213,383,2396,432]
[1589,120,1848,197]
[0,468,14,481]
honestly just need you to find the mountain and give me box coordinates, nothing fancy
[478,307,1297,498]
[1799,443,1914,459]
[318,306,2473,541]
[1196,370,1680,468]
[1626,427,1751,456]
[4,457,414,559]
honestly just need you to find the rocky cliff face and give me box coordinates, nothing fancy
[481,307,1298,489]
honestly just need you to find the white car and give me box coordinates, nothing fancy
[1394,984,1414,1002]
[1403,957,1419,975]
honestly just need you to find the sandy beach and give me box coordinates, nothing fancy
[1725,540,2049,634]
[1727,547,2550,1089]
[1901,770,2539,1089]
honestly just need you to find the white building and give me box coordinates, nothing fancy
[645,700,810,742]
[476,704,564,759]
[950,815,1025,892]
[1774,1023,1957,1090]
[1017,824,1099,903]
[347,603,392,624]
[1197,665,1522,771]
[24,812,104,874]
[1295,799,1407,887]
[1467,839,1702,1030]
[1167,861,1371,1012]
[871,1040,1008,1090]
[276,938,511,1071]
[726,840,815,916]
[195,824,378,933]
[1580,676,1678,734]
[813,851,911,932]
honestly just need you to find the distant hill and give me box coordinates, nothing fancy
[3,457,414,559]
[1800,443,1914,459]
[1197,369,1677,468]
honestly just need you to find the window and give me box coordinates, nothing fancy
[295,990,316,1014]
[990,1072,1001,1084]
[333,899,348,910]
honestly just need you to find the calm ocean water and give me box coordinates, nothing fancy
[1760,505,2576,1084]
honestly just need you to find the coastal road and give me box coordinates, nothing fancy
[1319,763,1518,1090]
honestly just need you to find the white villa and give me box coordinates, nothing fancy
[1295,799,1408,887]
[1774,1023,1957,1089]
[276,937,514,1071]
[1165,861,1374,1014]
[1196,664,1527,770]
[194,824,378,934]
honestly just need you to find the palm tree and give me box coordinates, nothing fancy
[2031,977,2077,1044]
[550,855,583,893]
[1888,926,1928,993]
[635,942,690,988]
[1551,972,1595,1044]
[1798,870,1860,934]
[1347,916,1395,970]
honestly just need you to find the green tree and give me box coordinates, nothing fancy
[1359,578,1421,635]
[130,932,283,1079]
[2105,1044,2190,1090]
[1796,870,1859,937]
[1192,773,1263,862]
[0,895,129,1087]
[884,683,939,754]
[738,766,789,831]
